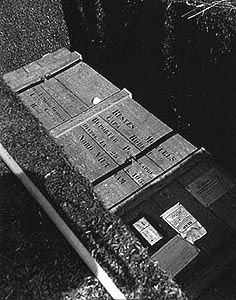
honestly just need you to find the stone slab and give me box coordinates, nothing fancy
[99,97,172,151]
[56,126,118,181]
[147,134,197,171]
[20,85,71,130]
[55,62,120,107]
[94,170,139,209]
[151,236,199,278]
[41,78,88,117]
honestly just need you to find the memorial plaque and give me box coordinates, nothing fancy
[179,165,234,207]
[152,182,233,253]
[56,62,120,107]
[120,195,176,247]
[132,217,163,246]
[94,170,139,209]
[42,78,88,117]
[56,126,118,182]
[20,85,71,130]
[80,115,139,164]
[99,97,172,151]
[151,236,199,278]
[161,203,207,244]
[124,156,163,186]
[147,134,197,171]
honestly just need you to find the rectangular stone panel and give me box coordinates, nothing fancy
[99,97,172,151]
[56,62,120,107]
[20,85,71,130]
[124,156,163,186]
[151,236,199,278]
[178,159,236,231]
[56,126,118,182]
[93,170,139,209]
[178,161,234,207]
[41,78,88,117]
[147,134,197,171]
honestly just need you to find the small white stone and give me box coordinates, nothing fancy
[92,97,102,105]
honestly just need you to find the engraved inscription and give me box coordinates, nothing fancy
[20,86,70,130]
[124,156,162,186]
[100,98,172,151]
[81,116,139,164]
[111,109,135,129]
[147,134,196,171]
[185,167,234,207]
[56,126,118,181]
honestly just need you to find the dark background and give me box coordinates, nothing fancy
[62,0,236,175]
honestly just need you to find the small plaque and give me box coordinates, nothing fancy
[80,116,139,164]
[20,85,71,130]
[185,167,234,207]
[56,127,118,182]
[133,217,163,245]
[99,98,172,151]
[161,203,207,244]
[93,170,139,209]
[124,156,162,187]
[151,236,199,278]
[147,134,196,171]
[42,78,88,117]
[56,62,119,107]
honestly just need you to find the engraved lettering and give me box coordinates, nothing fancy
[112,109,135,129]
[96,152,110,168]
[129,134,145,150]
[131,172,144,185]
[146,135,154,144]
[80,135,93,151]
[81,122,99,140]
[106,115,120,129]
[157,146,176,162]
[138,161,154,176]
[30,88,68,122]
[92,117,119,143]
[122,144,131,152]
[114,173,126,185]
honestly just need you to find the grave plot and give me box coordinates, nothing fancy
[4,48,236,299]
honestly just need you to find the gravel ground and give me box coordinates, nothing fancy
[0,0,70,74]
[0,1,187,299]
